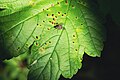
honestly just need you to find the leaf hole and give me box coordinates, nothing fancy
[75,17,78,19]
[65,0,68,4]
[47,28,50,30]
[36,42,39,46]
[49,41,51,43]
[81,24,83,25]
[53,18,55,21]
[73,41,75,43]
[52,22,54,24]
[72,5,75,8]
[17,47,20,50]
[73,35,76,37]
[56,23,58,24]
[45,43,47,45]
[47,14,49,16]
[37,23,39,25]
[62,14,64,16]
[36,36,38,39]
[52,14,54,16]
[57,2,60,4]
[58,12,60,14]
[75,49,78,51]
[43,20,45,23]
[55,16,57,18]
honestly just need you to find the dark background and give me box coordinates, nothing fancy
[60,15,120,80]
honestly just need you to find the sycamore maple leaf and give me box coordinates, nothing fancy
[0,0,105,80]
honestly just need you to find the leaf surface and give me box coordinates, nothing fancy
[0,0,105,80]
[0,0,63,60]
[27,0,105,80]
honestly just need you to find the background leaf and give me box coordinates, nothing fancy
[0,53,29,80]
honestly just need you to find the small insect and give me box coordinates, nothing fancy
[54,24,63,30]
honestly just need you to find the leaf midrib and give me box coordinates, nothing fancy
[34,0,73,79]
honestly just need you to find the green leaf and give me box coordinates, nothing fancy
[27,0,105,80]
[0,0,36,17]
[0,0,64,60]
[0,0,105,80]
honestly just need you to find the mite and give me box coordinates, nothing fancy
[54,24,63,30]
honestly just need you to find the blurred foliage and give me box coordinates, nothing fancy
[0,53,29,80]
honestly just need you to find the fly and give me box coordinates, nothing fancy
[54,24,63,30]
